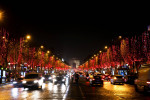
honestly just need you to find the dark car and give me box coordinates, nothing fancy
[102,74,111,81]
[110,75,125,85]
[53,74,66,85]
[13,77,24,87]
[43,75,53,83]
[90,76,103,86]
[124,75,136,84]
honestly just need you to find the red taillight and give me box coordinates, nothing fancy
[93,79,95,81]
[102,76,105,78]
[146,81,150,84]
[108,76,111,78]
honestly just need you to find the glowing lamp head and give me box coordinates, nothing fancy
[26,35,31,40]
[119,36,122,39]
[41,45,44,49]
[0,11,4,21]
[105,46,108,49]
[47,50,50,54]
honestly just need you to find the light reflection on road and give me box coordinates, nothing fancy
[0,77,70,100]
[11,88,18,98]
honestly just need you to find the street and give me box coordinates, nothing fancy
[0,77,150,100]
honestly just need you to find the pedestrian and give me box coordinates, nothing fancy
[75,72,79,84]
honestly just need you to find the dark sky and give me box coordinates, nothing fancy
[0,1,149,64]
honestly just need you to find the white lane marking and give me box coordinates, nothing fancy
[63,85,70,100]
[79,86,86,98]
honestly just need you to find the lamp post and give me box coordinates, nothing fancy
[40,45,44,72]
[22,35,31,73]
[46,50,50,74]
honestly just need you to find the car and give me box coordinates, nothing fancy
[86,73,90,81]
[134,64,150,92]
[124,75,135,84]
[22,73,43,89]
[43,75,53,83]
[110,75,125,84]
[89,75,103,86]
[53,74,66,85]
[13,77,24,87]
[102,74,111,81]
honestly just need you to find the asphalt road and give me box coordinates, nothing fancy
[0,77,150,100]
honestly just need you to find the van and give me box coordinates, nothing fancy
[134,64,150,92]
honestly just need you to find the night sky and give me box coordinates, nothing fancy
[0,1,149,64]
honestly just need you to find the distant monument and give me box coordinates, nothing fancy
[69,58,80,68]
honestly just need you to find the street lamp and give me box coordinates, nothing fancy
[41,45,44,49]
[26,35,31,40]
[0,11,4,21]
[105,46,108,49]
[119,36,122,39]
[99,50,102,53]
[47,50,50,54]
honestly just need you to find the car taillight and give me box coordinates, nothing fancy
[93,79,95,81]
[102,76,105,78]
[108,76,111,78]
[146,81,150,84]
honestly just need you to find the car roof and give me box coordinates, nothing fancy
[141,64,150,68]
[114,75,123,76]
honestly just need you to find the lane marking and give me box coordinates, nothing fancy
[79,86,86,98]
[63,85,70,100]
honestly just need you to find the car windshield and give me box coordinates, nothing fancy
[94,76,101,79]
[44,75,50,78]
[17,78,23,80]
[25,74,39,79]
[116,76,123,78]
[97,74,102,75]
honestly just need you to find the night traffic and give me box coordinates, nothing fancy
[0,1,150,100]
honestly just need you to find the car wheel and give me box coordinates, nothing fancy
[144,86,148,93]
[135,85,139,92]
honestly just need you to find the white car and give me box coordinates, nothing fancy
[22,73,43,89]
[110,75,125,84]
[135,64,150,92]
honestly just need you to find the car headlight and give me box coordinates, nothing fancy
[22,81,26,84]
[13,81,17,84]
[53,79,56,82]
[34,80,39,83]
[53,75,56,78]
[49,77,51,79]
